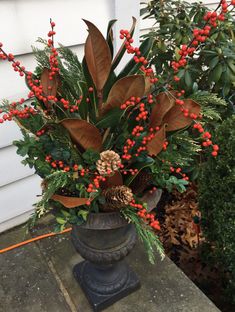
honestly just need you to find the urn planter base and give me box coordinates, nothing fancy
[73,260,140,312]
[71,212,140,311]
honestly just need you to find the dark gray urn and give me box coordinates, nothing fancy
[71,212,140,311]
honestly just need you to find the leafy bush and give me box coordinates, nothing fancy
[198,115,235,303]
[141,0,235,98]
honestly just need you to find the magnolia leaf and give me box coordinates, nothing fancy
[40,68,59,96]
[106,19,117,58]
[163,99,201,132]
[102,75,145,114]
[83,20,112,91]
[60,119,103,152]
[112,17,137,70]
[101,171,123,189]
[51,194,88,208]
[140,188,163,212]
[147,124,167,156]
[144,76,153,95]
[149,91,177,128]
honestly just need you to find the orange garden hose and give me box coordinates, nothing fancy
[0,227,72,254]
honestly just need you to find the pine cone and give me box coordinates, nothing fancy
[101,186,133,212]
[130,170,153,194]
[96,150,121,176]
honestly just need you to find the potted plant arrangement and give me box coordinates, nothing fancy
[0,11,223,310]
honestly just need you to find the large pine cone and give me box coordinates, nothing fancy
[130,170,153,194]
[96,150,121,176]
[101,186,133,212]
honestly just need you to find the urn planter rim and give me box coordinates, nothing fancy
[73,211,128,230]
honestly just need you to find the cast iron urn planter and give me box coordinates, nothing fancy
[71,211,140,311]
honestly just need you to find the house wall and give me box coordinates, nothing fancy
[0,0,139,232]
[140,1,220,35]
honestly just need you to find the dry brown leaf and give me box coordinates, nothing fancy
[163,99,201,132]
[60,119,102,152]
[40,68,59,97]
[51,194,88,208]
[147,124,167,156]
[149,91,177,128]
[84,20,112,91]
[102,75,145,114]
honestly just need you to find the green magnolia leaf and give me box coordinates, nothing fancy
[106,19,117,58]
[96,108,123,129]
[184,70,193,88]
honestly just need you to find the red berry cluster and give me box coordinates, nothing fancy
[87,175,106,193]
[47,21,60,83]
[122,168,139,176]
[122,138,136,160]
[0,43,25,77]
[170,166,189,181]
[119,29,158,83]
[172,1,230,75]
[193,123,219,157]
[130,200,161,231]
[120,96,141,110]
[0,99,38,124]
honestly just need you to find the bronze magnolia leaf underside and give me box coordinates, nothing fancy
[60,118,103,152]
[163,99,201,132]
[102,75,145,114]
[149,91,177,128]
[51,194,88,208]
[147,124,167,156]
[40,68,60,97]
[84,19,112,91]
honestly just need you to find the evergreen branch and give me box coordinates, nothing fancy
[122,208,165,264]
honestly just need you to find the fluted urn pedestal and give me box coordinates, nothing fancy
[71,212,140,311]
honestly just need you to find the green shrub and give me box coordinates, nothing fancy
[199,115,235,303]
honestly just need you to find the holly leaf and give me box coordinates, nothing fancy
[60,118,103,152]
[83,20,112,91]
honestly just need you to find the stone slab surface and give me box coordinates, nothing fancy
[0,224,221,312]
[0,227,71,312]
[36,231,221,312]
